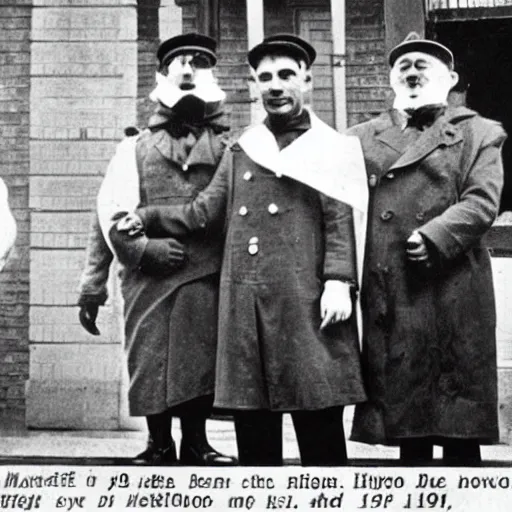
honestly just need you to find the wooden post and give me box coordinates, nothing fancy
[330,0,347,130]
[246,0,265,124]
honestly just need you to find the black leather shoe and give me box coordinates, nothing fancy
[179,443,237,466]
[133,441,177,466]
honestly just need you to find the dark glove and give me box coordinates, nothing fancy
[79,303,100,336]
[139,238,186,276]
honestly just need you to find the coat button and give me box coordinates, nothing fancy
[239,206,248,216]
[268,203,279,215]
[248,244,259,255]
[243,171,253,181]
[385,172,395,179]
[369,174,378,188]
[416,212,425,221]
[380,210,394,221]
[182,163,189,171]
[249,236,259,244]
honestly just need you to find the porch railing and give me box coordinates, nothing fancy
[428,0,512,8]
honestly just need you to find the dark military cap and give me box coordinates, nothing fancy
[248,33,317,69]
[389,32,454,70]
[157,33,217,69]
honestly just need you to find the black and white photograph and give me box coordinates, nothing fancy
[1,0,512,509]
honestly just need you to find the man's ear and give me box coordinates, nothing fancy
[248,68,257,83]
[449,70,459,89]
[299,61,312,92]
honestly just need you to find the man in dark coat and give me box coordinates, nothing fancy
[347,33,506,465]
[96,33,235,466]
[117,34,369,466]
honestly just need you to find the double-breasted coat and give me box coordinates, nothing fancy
[137,112,369,411]
[348,106,506,444]
[98,122,227,416]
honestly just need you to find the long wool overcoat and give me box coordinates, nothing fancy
[348,106,506,444]
[138,118,369,411]
[106,126,227,416]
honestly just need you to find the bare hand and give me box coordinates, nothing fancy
[116,213,144,237]
[320,280,352,330]
[406,231,429,262]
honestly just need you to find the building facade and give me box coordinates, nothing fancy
[1,0,512,440]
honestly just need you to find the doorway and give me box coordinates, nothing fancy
[431,18,512,212]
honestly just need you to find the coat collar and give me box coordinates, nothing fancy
[374,107,477,171]
[154,126,225,167]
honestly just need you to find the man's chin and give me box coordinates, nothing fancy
[395,94,430,110]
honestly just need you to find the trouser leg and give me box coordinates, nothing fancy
[177,395,213,451]
[175,395,237,465]
[399,438,434,465]
[442,439,481,466]
[133,409,177,464]
[291,406,347,466]
[234,410,283,466]
[146,409,173,449]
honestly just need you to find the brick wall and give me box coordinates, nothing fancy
[0,3,31,412]
[213,0,389,130]
[137,0,160,127]
[346,0,389,126]
[215,0,251,131]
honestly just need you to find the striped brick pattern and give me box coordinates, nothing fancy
[0,4,31,411]
[26,2,135,428]
[346,0,389,126]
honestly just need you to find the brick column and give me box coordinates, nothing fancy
[0,3,31,417]
[26,0,138,429]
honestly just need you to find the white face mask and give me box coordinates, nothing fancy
[390,51,458,111]
[149,55,226,109]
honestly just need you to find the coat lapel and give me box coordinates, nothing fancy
[154,127,222,167]
[186,128,223,167]
[374,111,411,155]
[389,107,475,171]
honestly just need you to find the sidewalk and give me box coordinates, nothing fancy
[1,409,512,465]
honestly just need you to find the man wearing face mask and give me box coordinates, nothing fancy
[96,33,235,466]
[348,33,506,465]
[115,34,369,466]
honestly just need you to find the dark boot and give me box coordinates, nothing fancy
[442,439,481,466]
[291,407,348,466]
[134,440,177,465]
[234,410,283,466]
[133,410,177,465]
[180,413,237,466]
[399,438,434,466]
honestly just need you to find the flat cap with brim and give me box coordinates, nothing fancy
[389,32,454,69]
[248,33,317,69]
[157,33,217,69]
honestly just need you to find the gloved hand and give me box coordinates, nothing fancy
[139,238,186,276]
[79,303,101,336]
